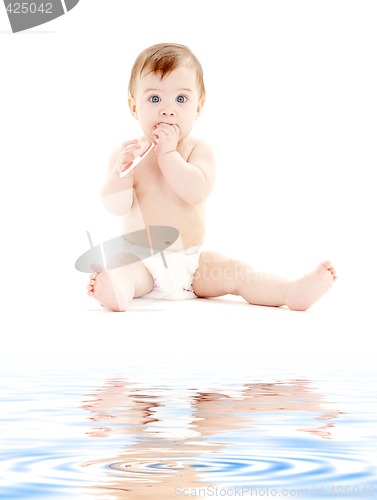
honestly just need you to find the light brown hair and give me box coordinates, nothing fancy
[128,43,205,100]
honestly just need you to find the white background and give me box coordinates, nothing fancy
[1,1,376,369]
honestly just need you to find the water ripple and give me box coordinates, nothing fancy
[80,447,376,491]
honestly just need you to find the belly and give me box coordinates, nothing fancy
[121,193,206,250]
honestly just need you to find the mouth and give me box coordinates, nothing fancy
[155,122,176,127]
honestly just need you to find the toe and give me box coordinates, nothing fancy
[320,261,337,280]
[321,260,332,270]
[327,265,337,280]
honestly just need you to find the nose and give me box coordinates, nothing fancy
[160,107,176,117]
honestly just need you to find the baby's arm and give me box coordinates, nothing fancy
[155,125,215,205]
[101,140,141,215]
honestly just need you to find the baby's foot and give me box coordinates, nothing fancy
[285,261,337,311]
[87,272,128,312]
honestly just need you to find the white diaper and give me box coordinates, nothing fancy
[142,247,201,300]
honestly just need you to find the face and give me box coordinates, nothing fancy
[129,65,204,142]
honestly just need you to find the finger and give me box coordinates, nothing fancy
[119,151,135,163]
[171,124,180,135]
[120,144,141,156]
[154,126,169,138]
[119,145,141,163]
[155,123,171,131]
[156,123,179,136]
[121,139,138,149]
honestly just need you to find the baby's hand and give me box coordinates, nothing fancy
[153,123,180,156]
[117,140,141,174]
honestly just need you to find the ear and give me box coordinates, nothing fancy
[196,97,205,118]
[128,95,138,119]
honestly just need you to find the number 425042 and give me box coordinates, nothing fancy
[6,3,53,14]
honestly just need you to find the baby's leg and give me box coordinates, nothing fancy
[192,252,336,310]
[87,259,154,312]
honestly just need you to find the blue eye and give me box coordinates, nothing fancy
[149,95,160,103]
[176,95,187,103]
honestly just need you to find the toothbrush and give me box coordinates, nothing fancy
[119,139,158,178]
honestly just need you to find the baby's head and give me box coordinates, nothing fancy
[128,43,205,102]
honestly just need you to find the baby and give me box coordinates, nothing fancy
[87,43,336,311]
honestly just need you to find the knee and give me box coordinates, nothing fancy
[196,252,254,295]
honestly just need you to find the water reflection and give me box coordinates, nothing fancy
[81,379,344,498]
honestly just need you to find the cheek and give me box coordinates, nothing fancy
[137,109,154,125]
[183,109,199,125]
[136,101,152,116]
